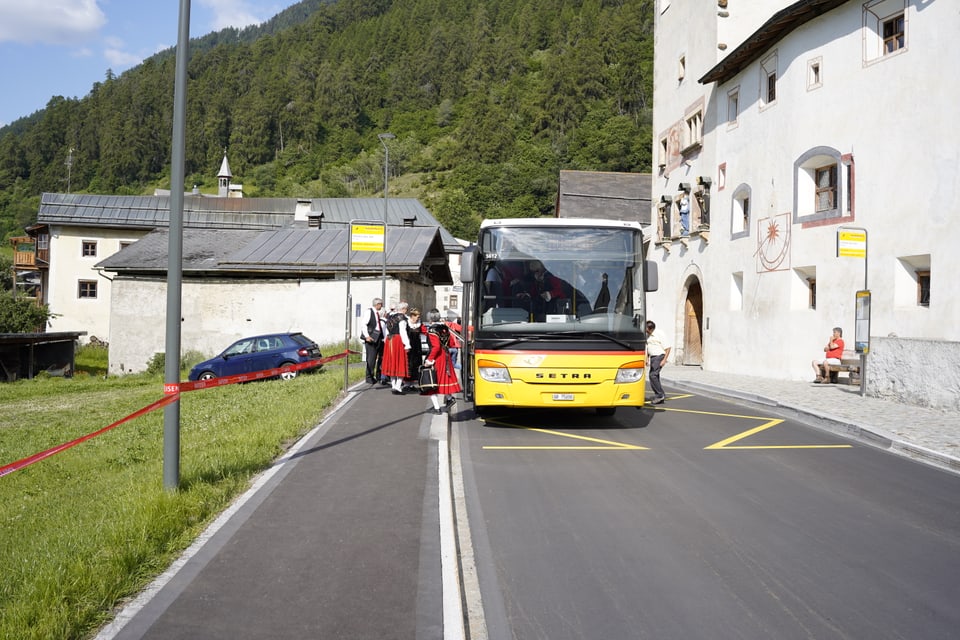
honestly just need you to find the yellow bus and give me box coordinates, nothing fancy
[459,218,658,417]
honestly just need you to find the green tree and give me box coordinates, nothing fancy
[0,256,12,291]
[0,0,655,228]
[0,294,51,333]
[426,188,482,240]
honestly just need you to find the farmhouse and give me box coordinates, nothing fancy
[28,170,460,374]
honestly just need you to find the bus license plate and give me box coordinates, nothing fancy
[552,393,575,401]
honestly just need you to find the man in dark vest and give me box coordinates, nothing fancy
[360,297,385,384]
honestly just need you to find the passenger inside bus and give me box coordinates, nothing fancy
[594,273,611,312]
[515,260,569,321]
[487,257,611,320]
[483,259,527,311]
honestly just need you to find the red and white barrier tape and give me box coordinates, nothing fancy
[0,351,355,478]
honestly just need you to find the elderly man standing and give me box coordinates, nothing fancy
[645,320,672,405]
[360,297,385,384]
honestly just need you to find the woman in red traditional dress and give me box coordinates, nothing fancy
[421,309,462,414]
[381,301,412,394]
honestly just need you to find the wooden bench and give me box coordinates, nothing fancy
[828,351,861,385]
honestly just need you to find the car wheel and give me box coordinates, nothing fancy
[198,371,217,381]
[279,362,298,381]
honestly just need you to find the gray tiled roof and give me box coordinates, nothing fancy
[310,198,462,252]
[38,193,294,230]
[556,170,652,225]
[96,226,453,284]
[313,197,434,227]
[38,193,463,252]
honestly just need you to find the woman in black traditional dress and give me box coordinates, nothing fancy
[404,308,424,391]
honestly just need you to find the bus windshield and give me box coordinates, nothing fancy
[477,225,645,341]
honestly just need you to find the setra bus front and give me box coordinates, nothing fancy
[460,218,658,417]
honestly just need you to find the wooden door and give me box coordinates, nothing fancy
[683,282,703,365]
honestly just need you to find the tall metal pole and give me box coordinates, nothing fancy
[345,233,353,393]
[378,133,394,305]
[163,0,191,490]
[860,229,868,397]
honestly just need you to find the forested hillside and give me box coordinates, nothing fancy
[0,0,654,241]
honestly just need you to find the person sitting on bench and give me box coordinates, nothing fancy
[812,327,844,383]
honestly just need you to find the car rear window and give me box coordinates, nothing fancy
[289,333,314,347]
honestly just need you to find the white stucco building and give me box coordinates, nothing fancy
[32,190,460,374]
[43,227,141,344]
[650,0,959,409]
[39,154,244,343]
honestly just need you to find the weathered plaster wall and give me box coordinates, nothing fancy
[866,337,960,412]
[107,277,437,374]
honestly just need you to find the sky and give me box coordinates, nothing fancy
[0,0,293,127]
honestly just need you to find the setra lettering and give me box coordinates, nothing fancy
[534,373,592,380]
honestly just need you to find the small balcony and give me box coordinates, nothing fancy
[10,235,49,270]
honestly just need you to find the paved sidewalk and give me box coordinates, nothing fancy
[98,384,450,640]
[662,365,960,475]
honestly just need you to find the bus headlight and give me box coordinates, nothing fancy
[615,361,646,384]
[478,359,512,383]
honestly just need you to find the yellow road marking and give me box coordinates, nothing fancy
[482,425,647,451]
[655,405,851,449]
[704,416,852,450]
[655,406,776,420]
[478,395,853,451]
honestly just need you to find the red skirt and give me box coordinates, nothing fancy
[421,351,461,395]
[381,334,408,378]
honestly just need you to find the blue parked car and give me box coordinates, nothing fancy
[188,332,323,381]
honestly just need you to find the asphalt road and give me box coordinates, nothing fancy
[453,389,960,640]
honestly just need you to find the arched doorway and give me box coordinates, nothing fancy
[683,279,703,365]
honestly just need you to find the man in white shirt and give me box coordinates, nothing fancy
[645,320,672,404]
[360,298,385,384]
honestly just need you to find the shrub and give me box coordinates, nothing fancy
[145,352,166,375]
[146,350,209,376]
[0,294,52,333]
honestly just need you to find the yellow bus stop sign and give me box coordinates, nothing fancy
[837,228,866,258]
[351,223,385,252]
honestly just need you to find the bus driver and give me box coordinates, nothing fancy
[515,260,566,320]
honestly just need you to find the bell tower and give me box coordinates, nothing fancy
[218,151,232,197]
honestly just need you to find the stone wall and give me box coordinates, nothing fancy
[866,337,960,412]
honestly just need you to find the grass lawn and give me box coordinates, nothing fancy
[0,343,365,639]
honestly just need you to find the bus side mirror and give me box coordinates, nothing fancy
[644,260,659,292]
[460,245,479,283]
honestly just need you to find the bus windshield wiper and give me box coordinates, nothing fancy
[547,331,634,350]
[486,335,550,349]
[487,332,633,350]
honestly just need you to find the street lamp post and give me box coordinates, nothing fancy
[378,133,395,305]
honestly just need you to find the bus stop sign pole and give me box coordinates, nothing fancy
[347,221,387,392]
[838,227,868,397]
